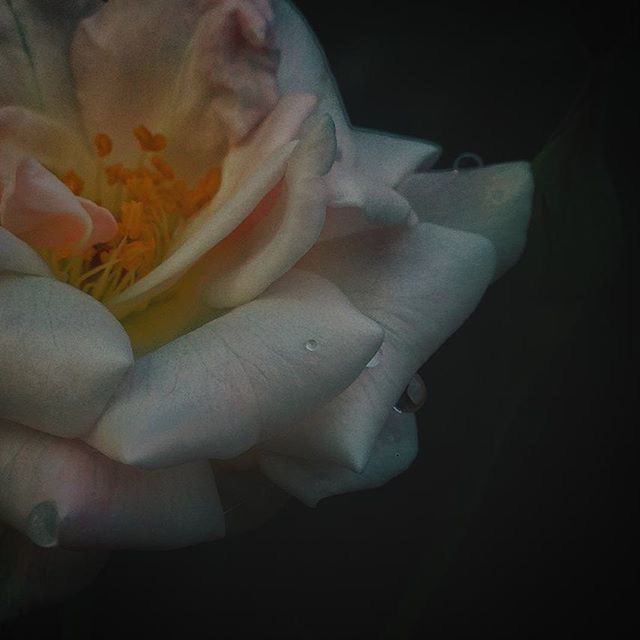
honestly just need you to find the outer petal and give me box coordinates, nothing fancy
[273,0,352,158]
[259,411,418,507]
[351,129,441,186]
[0,227,50,276]
[398,162,534,276]
[0,420,224,549]
[0,1,99,120]
[327,129,442,225]
[86,270,384,468]
[262,222,496,470]
[0,275,133,438]
[273,2,440,224]
[71,0,278,167]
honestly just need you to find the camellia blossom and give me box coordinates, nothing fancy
[0,0,533,555]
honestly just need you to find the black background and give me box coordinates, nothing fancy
[3,2,637,638]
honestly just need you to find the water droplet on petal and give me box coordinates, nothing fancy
[453,152,484,171]
[305,339,319,352]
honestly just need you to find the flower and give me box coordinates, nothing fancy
[0,0,533,558]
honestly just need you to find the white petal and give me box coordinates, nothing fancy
[204,114,336,308]
[0,227,51,276]
[263,223,496,470]
[398,162,534,276]
[351,129,441,186]
[259,410,418,507]
[273,0,354,162]
[327,130,441,226]
[212,93,318,206]
[273,4,441,225]
[329,169,414,225]
[71,0,278,167]
[0,106,93,177]
[0,419,223,549]
[0,1,96,120]
[87,270,383,468]
[0,275,133,438]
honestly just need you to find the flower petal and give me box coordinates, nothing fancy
[203,114,336,308]
[398,161,534,276]
[0,106,94,177]
[78,197,118,245]
[273,3,439,225]
[0,158,97,250]
[0,419,223,549]
[212,93,318,206]
[262,222,496,470]
[71,0,278,167]
[0,1,98,119]
[0,275,133,438]
[329,169,415,225]
[258,410,418,507]
[351,129,441,185]
[86,270,384,468]
[0,227,50,276]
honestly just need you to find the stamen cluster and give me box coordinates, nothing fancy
[43,126,222,302]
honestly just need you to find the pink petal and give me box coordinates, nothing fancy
[78,197,118,245]
[1,158,92,250]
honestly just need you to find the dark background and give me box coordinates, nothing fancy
[4,2,637,638]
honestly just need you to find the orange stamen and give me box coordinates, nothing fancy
[183,167,222,216]
[94,133,113,158]
[133,125,167,152]
[42,125,222,304]
[120,201,146,240]
[61,170,84,196]
[151,155,175,180]
[120,239,156,272]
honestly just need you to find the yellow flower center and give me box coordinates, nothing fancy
[41,126,221,304]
